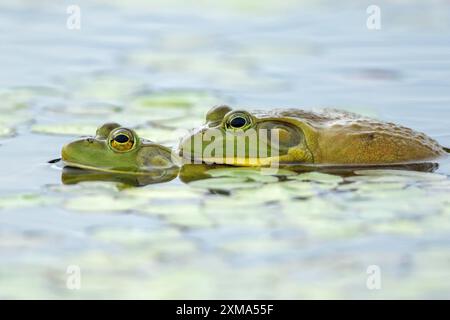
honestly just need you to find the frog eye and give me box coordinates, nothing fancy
[226,112,252,130]
[109,129,135,152]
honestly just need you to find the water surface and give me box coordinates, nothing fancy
[1,0,450,299]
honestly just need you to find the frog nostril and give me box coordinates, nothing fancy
[86,138,94,143]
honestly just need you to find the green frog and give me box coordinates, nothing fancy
[61,123,177,174]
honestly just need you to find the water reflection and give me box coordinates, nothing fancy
[61,166,179,187]
[179,162,440,182]
[60,161,440,187]
[278,162,440,175]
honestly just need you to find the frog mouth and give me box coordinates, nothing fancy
[178,137,285,166]
[61,145,137,174]
[61,159,171,176]
[61,145,72,163]
[194,156,281,166]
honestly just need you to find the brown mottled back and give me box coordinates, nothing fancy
[253,108,446,164]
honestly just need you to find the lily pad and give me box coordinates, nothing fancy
[165,212,213,228]
[203,198,270,226]
[92,227,199,256]
[129,91,220,110]
[68,75,144,102]
[341,181,407,193]
[344,175,418,183]
[418,180,450,191]
[370,220,423,235]
[135,127,182,143]
[206,167,279,183]
[204,195,273,213]
[0,126,14,137]
[443,202,450,216]
[232,184,292,203]
[115,108,188,123]
[281,180,336,197]
[0,87,61,111]
[282,197,345,218]
[140,203,200,216]
[291,172,344,184]
[64,195,148,212]
[281,204,363,239]
[361,182,418,195]
[31,123,98,136]
[45,102,122,116]
[354,169,447,181]
[219,238,294,254]
[130,94,193,109]
[123,186,202,201]
[188,177,263,191]
[140,203,212,228]
[47,181,121,194]
[0,194,58,210]
[92,227,184,246]
[156,115,205,130]
[0,110,33,127]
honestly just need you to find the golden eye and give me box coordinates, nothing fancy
[109,129,135,152]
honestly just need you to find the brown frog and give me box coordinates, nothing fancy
[179,106,449,166]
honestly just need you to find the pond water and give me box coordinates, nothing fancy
[1,0,450,299]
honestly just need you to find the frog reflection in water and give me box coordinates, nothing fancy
[61,123,179,186]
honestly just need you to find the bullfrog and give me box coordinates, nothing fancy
[179,105,449,166]
[62,123,177,174]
